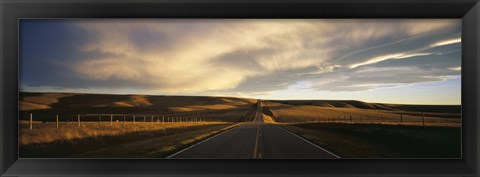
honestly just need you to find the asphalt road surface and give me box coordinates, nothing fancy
[169,100,339,159]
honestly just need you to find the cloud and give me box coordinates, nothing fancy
[348,53,430,69]
[448,66,461,71]
[59,19,462,95]
[305,65,460,92]
[430,38,462,47]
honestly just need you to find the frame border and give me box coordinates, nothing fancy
[1,0,479,176]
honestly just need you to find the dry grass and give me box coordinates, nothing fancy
[262,114,276,123]
[20,121,238,158]
[111,95,153,107]
[20,92,256,112]
[19,121,227,145]
[20,93,77,111]
[169,104,239,112]
[72,123,240,158]
[269,105,460,127]
[265,100,460,113]
[20,92,258,124]
[19,102,51,110]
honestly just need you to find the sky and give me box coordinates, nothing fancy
[19,19,461,105]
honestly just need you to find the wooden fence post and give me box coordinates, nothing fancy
[151,115,154,123]
[143,116,146,122]
[124,115,126,125]
[29,113,33,130]
[110,114,113,126]
[162,116,164,122]
[400,114,403,125]
[78,114,81,127]
[133,115,136,124]
[422,113,425,126]
[56,114,59,128]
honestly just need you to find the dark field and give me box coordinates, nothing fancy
[282,123,461,158]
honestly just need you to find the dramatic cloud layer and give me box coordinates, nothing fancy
[20,19,461,104]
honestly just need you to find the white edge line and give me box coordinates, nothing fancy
[166,125,236,158]
[275,125,341,158]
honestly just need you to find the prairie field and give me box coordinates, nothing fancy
[263,100,461,158]
[20,121,229,145]
[19,92,257,123]
[19,92,256,158]
[263,100,461,127]
[20,121,239,158]
[18,92,461,158]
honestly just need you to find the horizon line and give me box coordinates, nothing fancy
[19,90,461,106]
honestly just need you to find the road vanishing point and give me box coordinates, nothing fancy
[168,100,340,159]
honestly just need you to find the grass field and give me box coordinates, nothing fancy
[19,92,461,158]
[20,121,238,158]
[281,123,461,158]
[265,104,460,127]
[19,92,257,123]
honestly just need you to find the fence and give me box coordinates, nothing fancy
[25,113,224,130]
[273,111,461,127]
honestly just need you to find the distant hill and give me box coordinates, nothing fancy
[19,92,257,120]
[264,100,461,114]
[19,92,461,121]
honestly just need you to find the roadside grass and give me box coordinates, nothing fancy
[280,123,461,158]
[20,121,238,158]
[262,114,276,123]
[20,121,227,145]
[73,123,241,158]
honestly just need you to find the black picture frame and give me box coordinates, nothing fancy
[1,0,479,176]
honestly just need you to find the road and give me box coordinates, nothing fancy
[169,100,339,159]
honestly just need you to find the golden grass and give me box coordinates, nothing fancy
[169,104,239,112]
[262,114,276,123]
[269,105,461,127]
[70,123,240,158]
[20,93,77,111]
[19,121,227,145]
[19,102,51,110]
[20,92,258,115]
[112,95,153,107]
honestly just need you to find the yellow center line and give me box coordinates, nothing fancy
[253,124,261,158]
